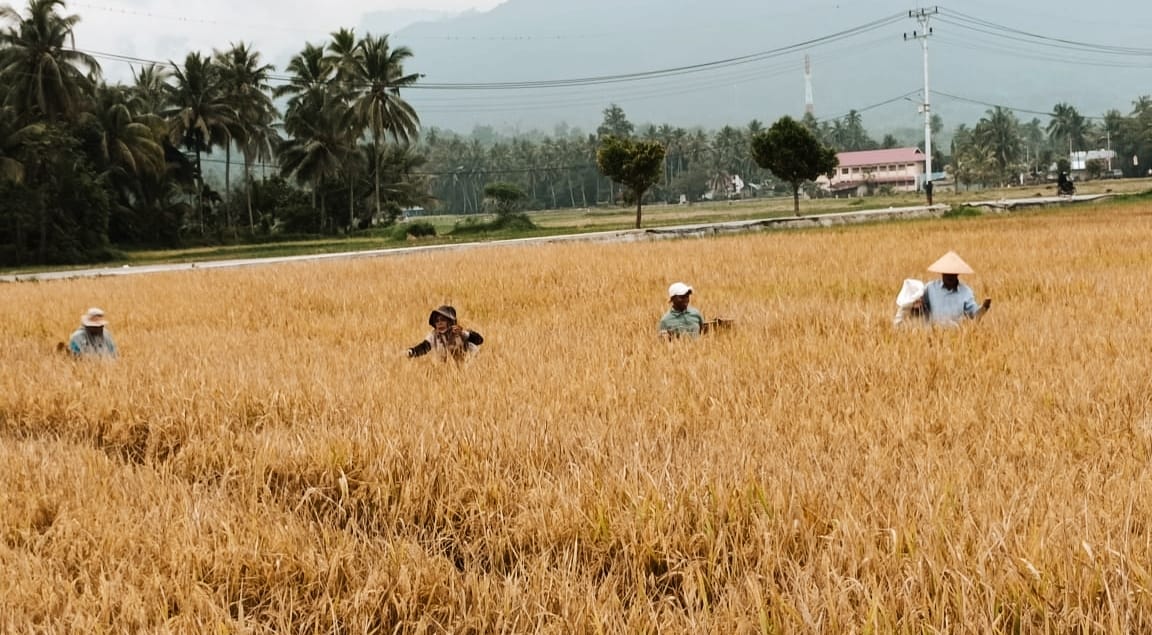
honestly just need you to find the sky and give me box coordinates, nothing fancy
[43,0,1152,135]
[65,0,506,84]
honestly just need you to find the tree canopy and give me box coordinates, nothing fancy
[750,116,838,215]
[596,135,665,229]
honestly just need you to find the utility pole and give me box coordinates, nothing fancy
[804,54,814,116]
[905,7,937,192]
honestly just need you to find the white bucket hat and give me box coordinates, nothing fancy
[668,282,693,298]
[81,307,108,327]
[895,279,925,308]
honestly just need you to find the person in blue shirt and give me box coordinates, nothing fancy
[69,307,118,358]
[921,251,991,326]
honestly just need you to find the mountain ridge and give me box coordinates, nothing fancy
[387,0,1150,137]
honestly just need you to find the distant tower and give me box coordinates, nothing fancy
[803,54,814,116]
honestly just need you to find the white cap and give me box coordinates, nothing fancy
[668,282,693,298]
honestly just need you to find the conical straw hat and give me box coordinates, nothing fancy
[927,251,974,275]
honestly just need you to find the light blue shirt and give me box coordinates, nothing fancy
[922,279,978,325]
[69,328,118,358]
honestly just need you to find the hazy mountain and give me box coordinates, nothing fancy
[360,8,462,35]
[389,0,1152,139]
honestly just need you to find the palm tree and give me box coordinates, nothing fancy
[0,0,99,122]
[974,106,1021,184]
[130,63,171,115]
[274,42,332,114]
[1047,102,1086,156]
[163,51,235,233]
[214,42,277,229]
[278,101,352,233]
[0,103,42,183]
[86,85,167,242]
[346,33,420,221]
[89,85,165,190]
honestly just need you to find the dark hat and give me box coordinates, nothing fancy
[428,305,457,326]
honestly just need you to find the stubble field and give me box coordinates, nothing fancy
[3,201,1152,633]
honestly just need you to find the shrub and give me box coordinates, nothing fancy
[391,222,437,241]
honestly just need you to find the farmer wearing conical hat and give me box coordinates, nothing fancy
[406,305,484,361]
[921,251,991,325]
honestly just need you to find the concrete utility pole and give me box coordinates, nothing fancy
[804,54,814,116]
[905,7,937,191]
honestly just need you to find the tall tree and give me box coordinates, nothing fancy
[130,63,170,115]
[163,51,235,233]
[0,103,42,183]
[0,0,99,122]
[596,135,664,229]
[974,106,1021,184]
[215,42,277,229]
[1047,102,1086,155]
[597,103,634,139]
[278,89,351,233]
[750,115,838,215]
[346,33,420,222]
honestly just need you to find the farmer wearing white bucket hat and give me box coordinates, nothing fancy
[922,251,991,325]
[892,278,927,327]
[659,282,705,339]
[68,307,118,358]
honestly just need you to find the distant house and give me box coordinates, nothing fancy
[1070,149,1116,175]
[817,147,927,197]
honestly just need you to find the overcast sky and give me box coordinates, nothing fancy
[45,0,1152,133]
[67,0,506,83]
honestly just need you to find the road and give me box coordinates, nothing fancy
[1,199,1091,283]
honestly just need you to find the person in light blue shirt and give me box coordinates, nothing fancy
[921,251,991,326]
[68,307,118,358]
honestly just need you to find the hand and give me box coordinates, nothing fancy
[981,298,992,311]
[451,325,463,336]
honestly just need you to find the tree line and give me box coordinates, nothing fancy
[3,0,1152,266]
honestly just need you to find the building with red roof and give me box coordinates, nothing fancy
[817,147,926,197]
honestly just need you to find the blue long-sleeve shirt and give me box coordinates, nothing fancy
[922,279,978,325]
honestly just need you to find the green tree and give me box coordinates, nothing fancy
[278,100,350,234]
[974,106,1021,184]
[750,115,838,215]
[596,135,664,229]
[597,103,633,139]
[163,51,235,233]
[483,181,527,216]
[130,63,170,114]
[0,103,42,183]
[0,0,99,122]
[214,42,277,230]
[83,84,166,242]
[1047,102,1086,155]
[346,34,420,223]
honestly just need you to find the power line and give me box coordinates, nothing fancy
[929,89,1111,121]
[936,9,1152,57]
[78,13,908,92]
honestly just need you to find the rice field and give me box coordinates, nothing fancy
[3,200,1152,633]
